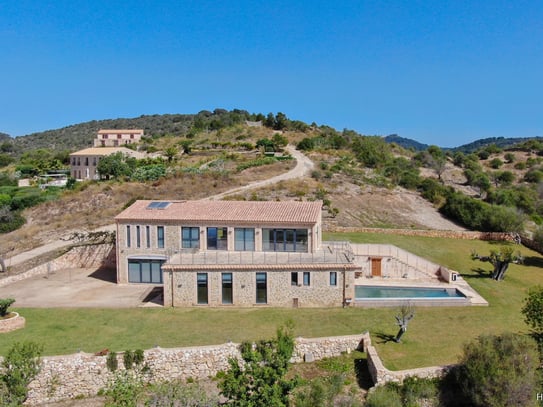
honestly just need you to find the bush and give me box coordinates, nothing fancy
[364,385,402,407]
[0,298,15,317]
[489,158,503,169]
[454,333,539,407]
[0,207,25,234]
[218,322,297,407]
[0,342,43,405]
[145,381,219,406]
[522,286,543,352]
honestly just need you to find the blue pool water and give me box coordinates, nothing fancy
[355,286,466,299]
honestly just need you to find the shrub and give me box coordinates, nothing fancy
[145,381,219,406]
[218,322,297,407]
[454,333,539,407]
[364,384,402,407]
[104,371,144,407]
[0,341,43,405]
[297,137,315,151]
[0,298,15,317]
[489,158,503,169]
[0,207,25,234]
[106,351,118,372]
[521,286,543,352]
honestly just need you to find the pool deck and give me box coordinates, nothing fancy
[354,276,488,307]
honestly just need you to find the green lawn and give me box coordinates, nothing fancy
[3,232,542,371]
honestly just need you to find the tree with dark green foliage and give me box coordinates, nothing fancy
[0,342,43,406]
[297,137,315,151]
[97,152,134,180]
[521,285,543,352]
[351,136,391,169]
[452,333,539,407]
[218,322,298,407]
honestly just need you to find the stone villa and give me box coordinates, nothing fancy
[115,199,359,307]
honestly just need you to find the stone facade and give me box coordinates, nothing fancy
[163,266,355,307]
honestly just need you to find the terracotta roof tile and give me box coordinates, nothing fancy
[115,200,323,225]
[98,129,144,134]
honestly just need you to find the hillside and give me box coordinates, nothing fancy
[2,109,255,156]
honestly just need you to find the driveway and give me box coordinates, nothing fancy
[0,267,163,308]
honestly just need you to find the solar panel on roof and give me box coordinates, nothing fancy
[147,201,170,209]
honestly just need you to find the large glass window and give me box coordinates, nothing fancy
[262,229,308,252]
[222,273,233,304]
[197,273,208,304]
[157,226,164,248]
[126,225,131,248]
[256,272,267,304]
[182,227,200,249]
[207,227,228,250]
[127,259,163,283]
[235,228,255,251]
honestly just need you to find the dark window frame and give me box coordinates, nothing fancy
[256,272,267,304]
[182,227,200,249]
[197,273,208,304]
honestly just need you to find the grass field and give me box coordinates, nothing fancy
[2,232,542,371]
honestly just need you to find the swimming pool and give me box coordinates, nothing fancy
[355,285,466,299]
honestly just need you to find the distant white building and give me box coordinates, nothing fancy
[93,129,144,147]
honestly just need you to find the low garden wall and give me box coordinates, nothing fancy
[0,244,115,288]
[0,312,25,333]
[362,334,452,385]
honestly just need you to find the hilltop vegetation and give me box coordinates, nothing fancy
[3,109,543,258]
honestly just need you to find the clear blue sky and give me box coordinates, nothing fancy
[1,1,542,147]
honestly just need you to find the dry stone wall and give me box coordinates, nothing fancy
[20,334,365,405]
[362,334,452,385]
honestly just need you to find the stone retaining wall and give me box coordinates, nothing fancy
[327,226,514,242]
[0,332,458,405]
[362,334,452,385]
[0,244,115,288]
[0,312,25,333]
[19,334,365,405]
